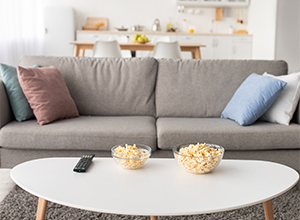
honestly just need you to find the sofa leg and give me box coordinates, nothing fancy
[150,216,158,220]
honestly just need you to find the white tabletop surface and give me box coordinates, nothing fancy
[10,158,299,216]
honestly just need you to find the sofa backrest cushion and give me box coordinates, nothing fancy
[20,56,157,117]
[155,59,288,118]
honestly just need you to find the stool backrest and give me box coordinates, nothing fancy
[93,40,122,58]
[153,41,182,59]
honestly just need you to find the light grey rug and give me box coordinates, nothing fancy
[0,186,299,220]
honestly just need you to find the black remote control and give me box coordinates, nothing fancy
[73,154,95,172]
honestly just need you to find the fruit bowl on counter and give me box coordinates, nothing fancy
[131,34,149,44]
[133,40,149,44]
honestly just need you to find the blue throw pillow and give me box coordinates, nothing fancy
[0,63,39,122]
[221,73,287,126]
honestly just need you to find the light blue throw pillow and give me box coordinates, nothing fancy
[221,73,287,126]
[0,63,39,122]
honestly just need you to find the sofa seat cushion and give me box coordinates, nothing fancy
[157,117,300,151]
[0,116,157,151]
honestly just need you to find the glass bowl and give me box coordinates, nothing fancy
[173,143,224,174]
[111,144,151,169]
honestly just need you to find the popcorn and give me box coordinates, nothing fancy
[113,144,150,169]
[175,143,223,174]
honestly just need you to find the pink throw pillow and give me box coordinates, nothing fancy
[17,66,79,125]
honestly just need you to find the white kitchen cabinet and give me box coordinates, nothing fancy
[212,36,233,59]
[198,35,252,59]
[232,36,252,59]
[177,35,231,59]
[76,32,111,41]
[196,36,233,59]
[178,35,216,59]
[177,35,199,59]
[200,36,232,59]
[148,34,178,42]
[197,36,214,59]
[177,0,250,7]
[176,35,251,60]
[178,35,198,43]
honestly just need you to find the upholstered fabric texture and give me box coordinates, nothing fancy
[0,63,38,122]
[19,56,157,117]
[17,66,79,125]
[261,72,300,125]
[0,78,14,128]
[156,118,300,150]
[0,56,299,172]
[0,116,157,151]
[221,73,287,126]
[155,59,288,118]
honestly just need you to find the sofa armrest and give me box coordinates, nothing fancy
[0,79,13,128]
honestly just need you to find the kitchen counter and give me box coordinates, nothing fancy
[76,30,252,36]
[75,31,253,59]
[70,41,205,58]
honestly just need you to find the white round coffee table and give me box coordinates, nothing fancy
[11,158,299,220]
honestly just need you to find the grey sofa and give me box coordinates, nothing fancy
[0,56,299,181]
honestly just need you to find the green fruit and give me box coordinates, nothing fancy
[133,34,148,42]
[134,34,140,41]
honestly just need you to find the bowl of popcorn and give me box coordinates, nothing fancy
[173,143,224,174]
[111,144,151,169]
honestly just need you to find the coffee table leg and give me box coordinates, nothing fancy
[150,216,158,220]
[36,197,48,220]
[263,199,274,220]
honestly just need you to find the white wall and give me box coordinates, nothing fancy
[248,0,277,60]
[275,0,300,73]
[43,0,248,34]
